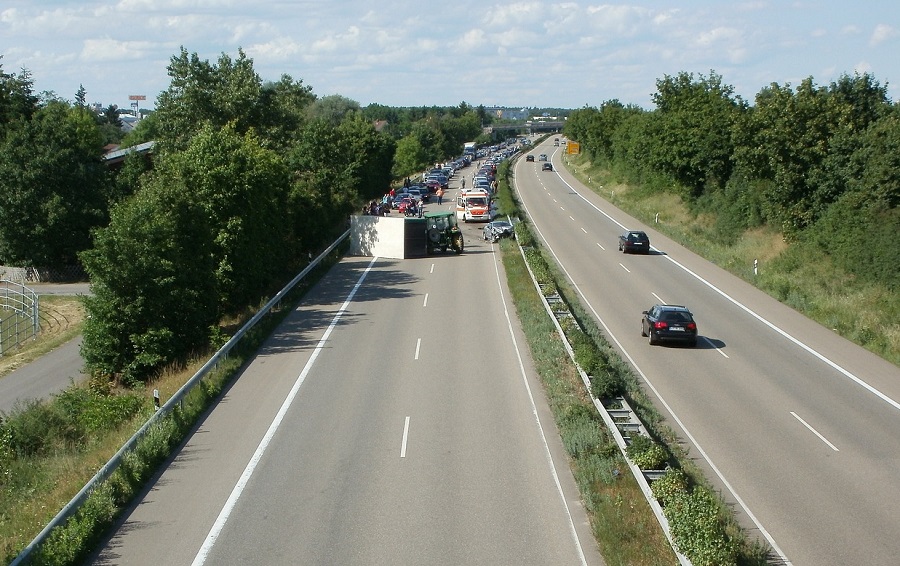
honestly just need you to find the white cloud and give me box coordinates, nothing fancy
[870,24,896,46]
[81,38,157,61]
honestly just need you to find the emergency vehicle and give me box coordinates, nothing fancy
[456,189,491,222]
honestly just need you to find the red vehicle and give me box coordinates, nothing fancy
[398,197,419,216]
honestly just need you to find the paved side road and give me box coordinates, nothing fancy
[0,283,90,414]
[0,337,86,414]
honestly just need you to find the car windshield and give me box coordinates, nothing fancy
[467,197,487,206]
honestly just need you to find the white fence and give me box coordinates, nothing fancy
[0,280,40,355]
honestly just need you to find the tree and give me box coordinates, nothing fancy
[154,47,265,151]
[307,94,360,126]
[0,60,39,128]
[74,84,87,108]
[0,101,110,266]
[103,104,123,128]
[335,114,396,200]
[733,77,868,233]
[392,134,431,179]
[80,180,218,383]
[154,123,293,312]
[649,71,743,198]
[258,75,316,151]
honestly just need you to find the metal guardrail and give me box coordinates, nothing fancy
[11,230,349,565]
[0,280,40,355]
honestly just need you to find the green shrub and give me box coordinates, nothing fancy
[650,468,689,505]
[590,370,626,400]
[625,434,668,470]
[665,486,739,566]
[561,409,604,458]
[514,221,535,247]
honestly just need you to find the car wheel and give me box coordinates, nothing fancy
[648,330,658,345]
[640,322,647,337]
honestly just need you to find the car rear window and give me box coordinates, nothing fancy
[663,312,691,322]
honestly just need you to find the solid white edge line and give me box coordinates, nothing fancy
[791,411,840,451]
[400,416,411,458]
[513,166,793,564]
[191,256,379,566]
[488,242,589,566]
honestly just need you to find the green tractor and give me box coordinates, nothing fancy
[424,211,464,254]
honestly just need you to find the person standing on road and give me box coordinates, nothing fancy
[436,187,444,205]
[461,178,466,190]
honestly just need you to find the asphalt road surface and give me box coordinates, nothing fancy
[88,176,603,565]
[0,283,90,414]
[516,139,900,566]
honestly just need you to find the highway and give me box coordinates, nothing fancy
[516,138,900,565]
[88,176,603,564]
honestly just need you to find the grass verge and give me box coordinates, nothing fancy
[498,158,769,565]
[564,154,899,367]
[499,236,677,564]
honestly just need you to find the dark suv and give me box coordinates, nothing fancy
[641,305,698,347]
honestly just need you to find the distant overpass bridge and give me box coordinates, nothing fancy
[485,121,565,135]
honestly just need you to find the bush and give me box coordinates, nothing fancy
[514,221,536,247]
[665,486,739,566]
[590,370,626,400]
[650,468,689,505]
[625,434,668,470]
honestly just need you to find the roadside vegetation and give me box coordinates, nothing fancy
[563,71,899,366]
[3,49,896,564]
[495,161,768,565]
[0,252,342,565]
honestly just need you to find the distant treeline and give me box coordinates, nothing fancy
[564,71,899,291]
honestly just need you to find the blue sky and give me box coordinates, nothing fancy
[2,1,898,111]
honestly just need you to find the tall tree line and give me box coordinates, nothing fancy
[1,50,400,384]
[564,71,899,291]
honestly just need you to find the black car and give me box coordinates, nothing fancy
[641,304,698,347]
[541,162,553,171]
[618,230,650,254]
[483,220,514,242]
[526,154,535,162]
